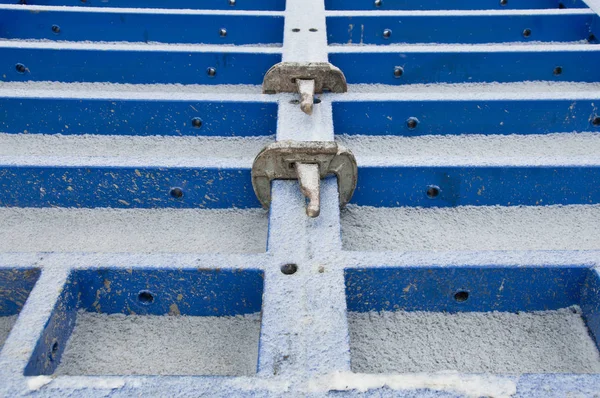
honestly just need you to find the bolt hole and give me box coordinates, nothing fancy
[553,66,563,76]
[394,66,404,78]
[522,28,531,38]
[52,341,59,354]
[191,117,203,128]
[51,24,60,34]
[426,185,440,199]
[374,0,382,6]
[588,34,597,43]
[500,0,507,5]
[383,29,392,39]
[406,117,418,130]
[207,67,217,77]
[219,28,227,37]
[592,116,600,126]
[558,2,566,8]
[138,290,154,304]
[170,187,184,199]
[15,63,27,74]
[229,0,236,5]
[309,28,318,32]
[281,263,298,275]
[289,99,300,104]
[292,28,300,32]
[454,291,469,302]
[313,98,321,104]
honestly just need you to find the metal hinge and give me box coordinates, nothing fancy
[251,141,357,217]
[262,62,348,115]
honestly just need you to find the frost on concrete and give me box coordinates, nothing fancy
[0,315,17,348]
[341,204,600,252]
[0,208,268,253]
[348,307,600,374]
[55,311,261,376]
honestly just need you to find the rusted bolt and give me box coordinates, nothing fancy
[383,29,392,39]
[394,66,404,78]
[207,67,217,77]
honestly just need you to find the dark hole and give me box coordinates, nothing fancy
[394,66,404,78]
[207,67,217,77]
[191,117,203,128]
[383,29,392,39]
[406,117,418,130]
[281,263,298,275]
[170,187,184,199]
[374,0,382,6]
[553,66,563,76]
[313,98,321,104]
[52,341,59,354]
[229,0,236,5]
[15,63,26,73]
[309,28,318,32]
[138,290,154,304]
[51,25,60,34]
[522,28,531,38]
[454,291,469,302]
[593,116,600,126]
[558,2,566,8]
[500,0,507,5]
[289,99,300,104]
[426,185,440,199]
[292,28,300,32]
[588,34,597,43]
[219,28,227,37]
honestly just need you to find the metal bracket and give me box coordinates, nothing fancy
[251,141,357,217]
[262,62,348,115]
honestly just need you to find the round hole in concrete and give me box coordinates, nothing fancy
[292,28,300,32]
[394,66,404,78]
[522,28,531,38]
[500,0,507,5]
[15,63,27,73]
[406,117,419,130]
[313,98,321,104]
[51,24,60,34]
[454,291,469,302]
[191,117,203,128]
[309,28,318,32]
[593,116,600,127]
[138,290,155,304]
[281,263,298,275]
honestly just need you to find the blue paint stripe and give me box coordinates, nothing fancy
[327,14,597,45]
[326,0,587,10]
[353,166,600,207]
[0,0,286,11]
[1,48,281,84]
[333,99,600,136]
[329,50,600,84]
[0,10,284,45]
[0,98,277,136]
[344,266,591,313]
[0,166,261,208]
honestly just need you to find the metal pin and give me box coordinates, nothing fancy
[295,163,320,217]
[296,79,315,115]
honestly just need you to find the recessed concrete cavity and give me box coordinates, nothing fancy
[341,204,600,252]
[349,307,600,374]
[0,208,268,253]
[56,311,262,376]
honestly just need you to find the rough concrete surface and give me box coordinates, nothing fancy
[0,315,17,348]
[349,307,600,374]
[0,208,268,253]
[55,311,261,376]
[341,204,600,252]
